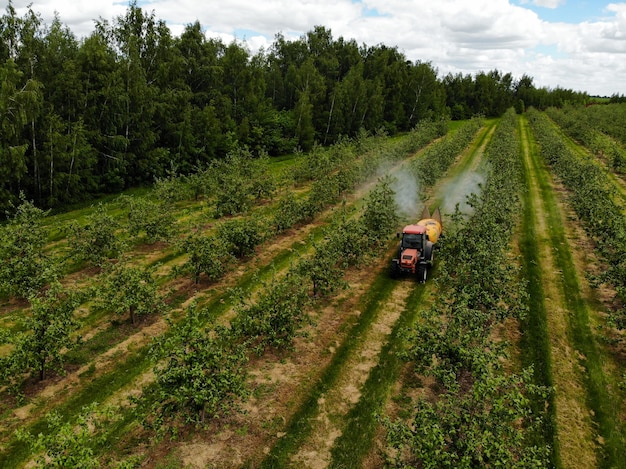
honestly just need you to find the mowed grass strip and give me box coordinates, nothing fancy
[525,114,624,468]
[259,261,398,468]
[518,115,560,467]
[329,270,432,467]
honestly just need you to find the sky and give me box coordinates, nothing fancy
[10,0,626,96]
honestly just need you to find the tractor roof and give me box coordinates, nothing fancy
[402,224,427,235]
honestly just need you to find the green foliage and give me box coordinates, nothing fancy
[16,403,117,468]
[96,261,164,325]
[528,108,626,329]
[119,194,174,243]
[411,117,482,187]
[361,175,400,245]
[303,177,341,218]
[0,3,590,211]
[382,369,551,469]
[18,404,100,469]
[298,239,346,298]
[152,174,191,205]
[545,105,626,173]
[178,231,235,284]
[385,109,551,467]
[323,211,369,268]
[231,272,311,351]
[142,304,248,429]
[0,282,80,397]
[271,195,308,233]
[217,217,266,258]
[0,195,57,298]
[67,204,124,266]
[0,57,42,211]
[211,148,276,217]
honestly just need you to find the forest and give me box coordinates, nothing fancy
[1,0,591,213]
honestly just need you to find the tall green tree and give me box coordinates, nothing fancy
[406,61,444,125]
[0,59,42,211]
[76,25,128,192]
[110,1,165,184]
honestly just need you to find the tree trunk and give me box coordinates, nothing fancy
[324,93,335,145]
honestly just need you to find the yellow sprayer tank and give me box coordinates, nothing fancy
[416,213,442,244]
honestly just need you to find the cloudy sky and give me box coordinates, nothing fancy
[11,0,626,96]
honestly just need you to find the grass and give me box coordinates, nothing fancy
[258,259,399,468]
[0,347,149,468]
[517,115,560,467]
[329,266,432,467]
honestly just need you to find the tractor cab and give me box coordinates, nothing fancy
[401,231,425,251]
[397,225,427,273]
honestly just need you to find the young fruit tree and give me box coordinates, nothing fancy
[66,204,124,266]
[15,404,109,469]
[0,196,57,298]
[119,194,174,243]
[178,231,235,284]
[138,304,248,429]
[96,261,164,325]
[0,283,80,397]
[361,175,399,245]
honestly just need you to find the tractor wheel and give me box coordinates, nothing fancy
[390,261,400,279]
[418,264,427,283]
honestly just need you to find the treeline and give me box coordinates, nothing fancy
[1,1,588,211]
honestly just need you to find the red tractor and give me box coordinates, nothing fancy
[390,207,442,282]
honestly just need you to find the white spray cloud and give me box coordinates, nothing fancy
[440,170,485,216]
[391,170,421,219]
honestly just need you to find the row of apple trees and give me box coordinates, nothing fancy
[132,175,401,431]
[382,109,553,468]
[410,116,483,187]
[545,105,626,173]
[527,108,626,331]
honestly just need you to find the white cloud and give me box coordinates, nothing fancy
[531,0,565,8]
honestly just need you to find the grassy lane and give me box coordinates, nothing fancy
[517,115,560,467]
[548,116,626,207]
[329,273,433,468]
[258,261,401,468]
[522,114,623,468]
